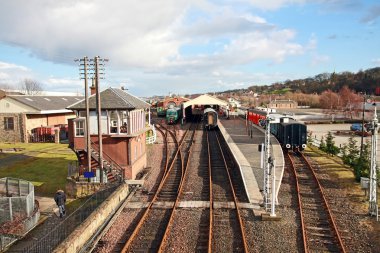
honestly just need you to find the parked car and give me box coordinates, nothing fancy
[350,123,365,132]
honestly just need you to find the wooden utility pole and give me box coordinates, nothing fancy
[77,57,92,175]
[84,56,92,174]
[95,56,104,183]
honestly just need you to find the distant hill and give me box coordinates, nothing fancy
[247,67,380,95]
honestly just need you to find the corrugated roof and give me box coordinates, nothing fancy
[67,87,150,110]
[8,95,84,111]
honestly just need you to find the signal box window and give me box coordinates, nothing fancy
[75,120,85,137]
[4,117,14,130]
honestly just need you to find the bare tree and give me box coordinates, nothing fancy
[19,79,43,95]
[320,89,341,120]
[338,86,361,119]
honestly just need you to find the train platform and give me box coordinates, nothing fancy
[218,117,284,207]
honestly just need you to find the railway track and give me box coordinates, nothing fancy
[286,150,346,253]
[208,130,249,253]
[121,123,194,252]
[93,121,251,252]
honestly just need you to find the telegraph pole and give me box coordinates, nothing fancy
[95,56,103,183]
[369,104,378,220]
[94,56,108,183]
[76,57,92,175]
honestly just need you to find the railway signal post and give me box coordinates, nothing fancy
[263,115,279,216]
[369,105,378,220]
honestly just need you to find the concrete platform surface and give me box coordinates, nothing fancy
[218,117,284,205]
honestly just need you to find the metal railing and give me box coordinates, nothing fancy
[90,140,125,181]
[9,186,118,253]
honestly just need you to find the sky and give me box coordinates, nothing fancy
[0,0,379,97]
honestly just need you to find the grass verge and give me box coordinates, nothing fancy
[305,145,380,250]
[0,142,77,196]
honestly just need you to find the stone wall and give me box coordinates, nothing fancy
[65,178,107,198]
[53,184,129,253]
[0,113,25,143]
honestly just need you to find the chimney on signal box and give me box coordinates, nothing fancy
[90,78,96,95]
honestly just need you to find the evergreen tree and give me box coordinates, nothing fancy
[341,143,349,164]
[307,131,313,146]
[325,131,339,156]
[319,136,326,151]
[342,136,359,166]
[353,141,371,181]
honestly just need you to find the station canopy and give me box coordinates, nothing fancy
[182,94,228,108]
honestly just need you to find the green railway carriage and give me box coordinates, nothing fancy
[157,107,166,117]
[166,107,182,124]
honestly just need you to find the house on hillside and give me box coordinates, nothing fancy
[227,97,241,109]
[0,95,83,142]
[67,87,151,181]
[268,99,298,109]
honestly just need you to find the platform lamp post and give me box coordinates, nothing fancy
[369,103,378,220]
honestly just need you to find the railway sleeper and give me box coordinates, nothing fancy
[308,231,335,238]
[306,226,333,232]
[309,245,340,253]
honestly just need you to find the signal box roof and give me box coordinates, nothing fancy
[182,94,228,108]
[67,87,150,110]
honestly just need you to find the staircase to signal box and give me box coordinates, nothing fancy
[86,142,125,183]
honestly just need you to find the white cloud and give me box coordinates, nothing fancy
[0,0,193,67]
[0,0,314,95]
[372,58,380,66]
[0,61,29,71]
[43,77,83,92]
[0,61,32,86]
[220,29,303,64]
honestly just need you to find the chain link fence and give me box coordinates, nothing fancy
[0,178,35,223]
[0,178,39,251]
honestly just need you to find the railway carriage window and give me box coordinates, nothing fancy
[4,117,14,130]
[75,120,85,137]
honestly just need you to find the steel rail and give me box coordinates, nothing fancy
[287,150,346,253]
[206,130,213,253]
[213,130,249,253]
[120,124,186,252]
[285,151,308,253]
[299,151,346,253]
[209,132,248,252]
[158,122,198,252]
[155,124,170,175]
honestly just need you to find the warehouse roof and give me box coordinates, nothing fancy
[6,95,83,112]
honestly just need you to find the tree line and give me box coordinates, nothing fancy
[248,67,380,95]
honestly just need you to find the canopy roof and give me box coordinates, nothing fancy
[182,94,228,108]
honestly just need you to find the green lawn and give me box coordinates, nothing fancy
[0,143,77,196]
